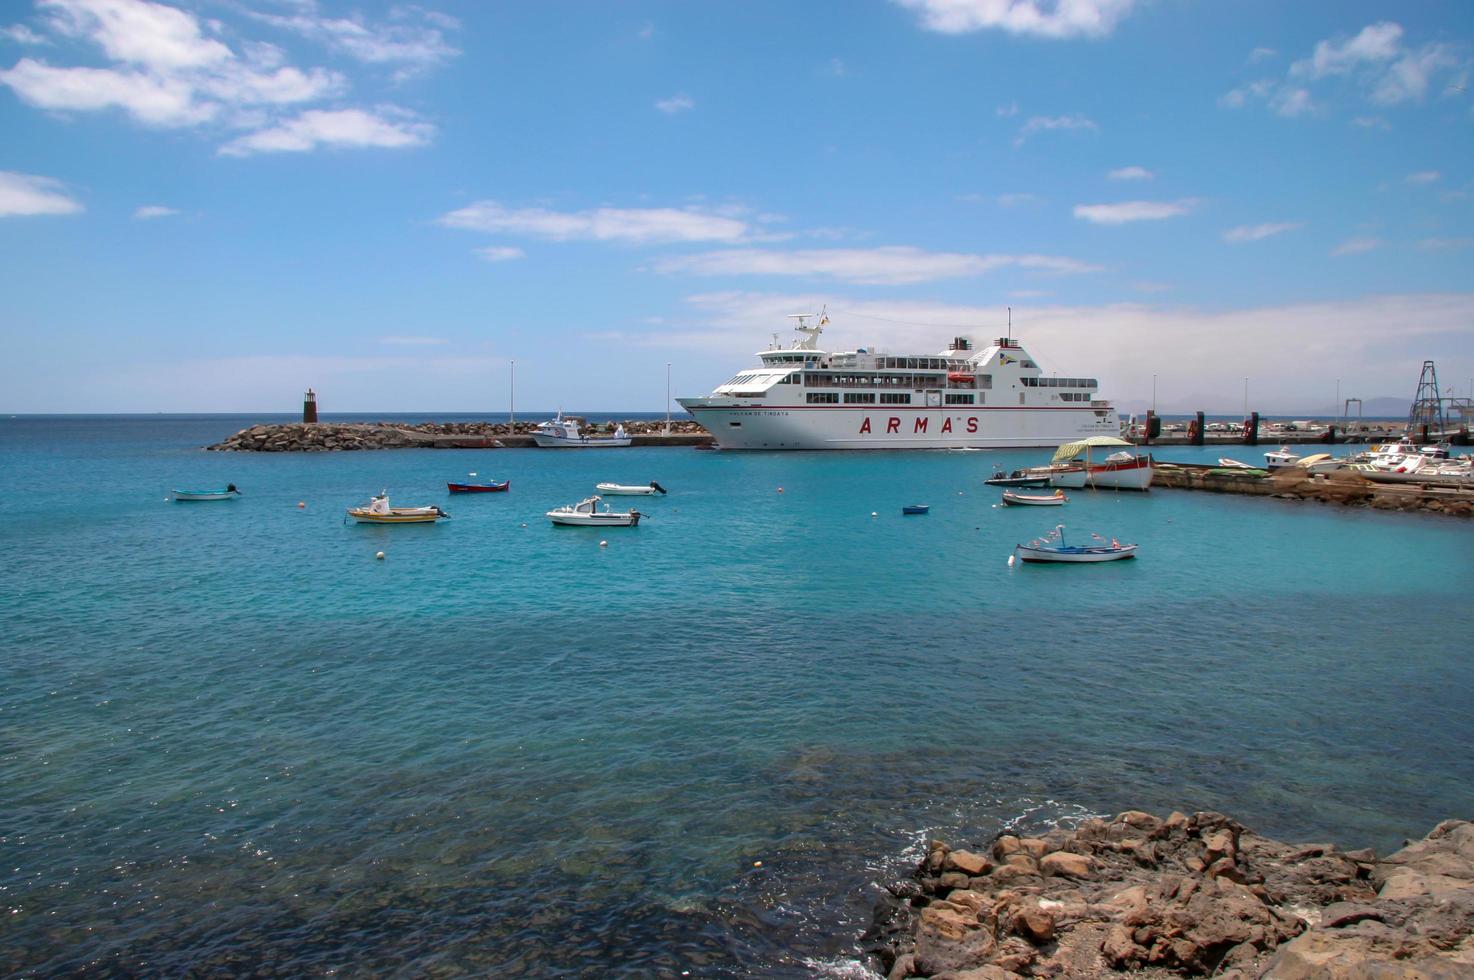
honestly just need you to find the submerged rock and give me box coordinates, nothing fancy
[866,811,1474,978]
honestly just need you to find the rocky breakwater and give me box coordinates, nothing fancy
[207,419,711,452]
[1154,465,1474,518]
[864,809,1474,979]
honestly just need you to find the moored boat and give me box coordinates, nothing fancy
[347,492,449,524]
[1217,458,1255,469]
[595,481,667,495]
[1001,489,1067,506]
[901,504,930,515]
[1047,438,1153,491]
[1014,525,1136,563]
[984,468,1051,488]
[532,415,632,448]
[447,480,510,492]
[173,484,240,501]
[547,495,642,527]
[1263,447,1301,470]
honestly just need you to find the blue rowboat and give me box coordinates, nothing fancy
[901,504,930,515]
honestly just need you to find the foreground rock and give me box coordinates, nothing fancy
[864,811,1474,979]
[206,419,709,452]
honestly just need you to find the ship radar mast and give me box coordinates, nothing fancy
[786,307,827,350]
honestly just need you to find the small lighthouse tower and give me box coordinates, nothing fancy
[303,388,318,424]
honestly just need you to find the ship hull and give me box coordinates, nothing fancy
[677,402,1119,450]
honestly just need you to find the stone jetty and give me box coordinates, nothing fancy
[206,419,711,451]
[865,810,1474,979]
[1154,464,1474,518]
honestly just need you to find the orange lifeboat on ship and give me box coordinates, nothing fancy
[947,372,975,384]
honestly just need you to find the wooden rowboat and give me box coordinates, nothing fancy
[1001,489,1067,506]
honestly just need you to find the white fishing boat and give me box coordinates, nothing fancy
[1263,447,1301,470]
[676,312,1120,450]
[595,481,667,496]
[1001,489,1067,506]
[532,415,632,448]
[1047,437,1153,491]
[173,484,240,501]
[547,495,642,527]
[1014,525,1137,563]
[347,492,449,524]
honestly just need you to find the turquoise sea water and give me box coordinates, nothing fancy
[4,415,1473,976]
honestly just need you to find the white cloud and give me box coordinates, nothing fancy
[0,170,83,216]
[2,23,48,44]
[1073,199,1196,224]
[1222,221,1302,243]
[1332,236,1381,256]
[219,107,433,156]
[42,0,231,71]
[1405,170,1440,184]
[1225,21,1470,119]
[439,201,751,244]
[895,0,1137,39]
[652,246,1102,285]
[1352,115,1391,129]
[1249,46,1277,62]
[1,0,426,155]
[1014,112,1097,147]
[825,57,846,77]
[132,203,177,218]
[475,245,525,262]
[996,192,1040,207]
[1107,166,1153,181]
[248,2,460,75]
[655,93,693,114]
[378,335,446,345]
[1293,22,1403,79]
[995,101,1018,117]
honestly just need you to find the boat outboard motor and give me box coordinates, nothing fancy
[650,481,668,494]
[433,506,450,519]
[227,483,239,493]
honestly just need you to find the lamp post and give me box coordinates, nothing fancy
[1152,374,1157,415]
[509,360,515,427]
[664,362,671,435]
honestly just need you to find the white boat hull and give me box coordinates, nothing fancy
[1015,544,1138,563]
[596,483,657,495]
[547,512,641,526]
[173,491,238,501]
[1049,459,1153,491]
[677,402,1119,450]
[532,435,633,448]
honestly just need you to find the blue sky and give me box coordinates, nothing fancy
[2,0,1472,414]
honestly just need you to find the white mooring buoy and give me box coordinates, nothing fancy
[599,540,608,548]
[1008,554,1016,567]
[376,551,385,560]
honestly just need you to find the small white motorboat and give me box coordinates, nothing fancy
[1263,447,1301,470]
[548,495,642,527]
[347,492,449,524]
[1001,489,1067,506]
[1217,458,1255,469]
[1014,525,1136,563]
[173,484,240,501]
[532,414,633,448]
[1047,438,1154,491]
[595,481,667,496]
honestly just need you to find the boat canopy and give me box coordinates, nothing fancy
[1051,435,1133,462]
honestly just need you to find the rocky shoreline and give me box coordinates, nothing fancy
[206,419,710,451]
[864,809,1474,979]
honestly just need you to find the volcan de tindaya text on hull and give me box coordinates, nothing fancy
[676,314,1121,450]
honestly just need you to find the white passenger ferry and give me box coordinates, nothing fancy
[677,314,1120,450]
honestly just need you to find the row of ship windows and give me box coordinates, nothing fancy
[805,392,986,404]
[804,391,1092,404]
[1021,377,1097,388]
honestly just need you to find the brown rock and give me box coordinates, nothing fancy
[1012,907,1057,945]
[1040,852,1093,879]
[992,835,1023,860]
[944,850,992,876]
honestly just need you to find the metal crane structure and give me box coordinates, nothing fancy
[1405,360,1449,440]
